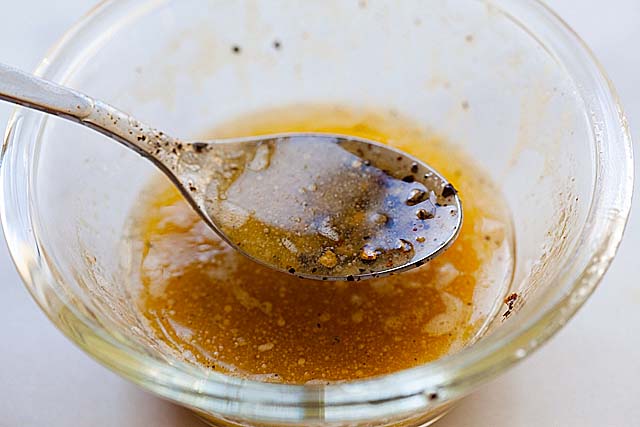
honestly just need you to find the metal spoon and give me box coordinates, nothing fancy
[0,63,462,281]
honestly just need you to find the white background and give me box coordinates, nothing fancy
[0,1,638,426]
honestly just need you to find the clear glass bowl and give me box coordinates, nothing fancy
[1,1,632,426]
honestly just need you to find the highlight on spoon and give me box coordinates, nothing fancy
[176,133,462,281]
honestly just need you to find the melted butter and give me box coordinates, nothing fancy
[130,106,513,384]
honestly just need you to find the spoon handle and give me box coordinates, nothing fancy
[0,63,181,167]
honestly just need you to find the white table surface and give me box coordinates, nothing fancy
[1,2,638,426]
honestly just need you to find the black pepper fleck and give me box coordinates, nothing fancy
[442,183,457,198]
[402,175,415,183]
[416,208,435,220]
[231,45,241,54]
[406,188,427,206]
[192,142,207,152]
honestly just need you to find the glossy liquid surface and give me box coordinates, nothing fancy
[202,135,460,279]
[129,106,513,384]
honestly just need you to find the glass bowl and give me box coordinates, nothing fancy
[1,1,632,426]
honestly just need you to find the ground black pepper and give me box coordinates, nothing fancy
[442,183,457,198]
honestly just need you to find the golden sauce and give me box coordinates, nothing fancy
[130,106,513,384]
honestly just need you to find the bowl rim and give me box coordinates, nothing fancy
[1,0,633,423]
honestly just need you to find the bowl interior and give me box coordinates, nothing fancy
[3,0,630,426]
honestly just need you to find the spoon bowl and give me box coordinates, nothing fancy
[0,63,461,280]
[177,133,462,280]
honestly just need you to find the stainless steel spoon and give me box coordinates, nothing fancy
[0,63,462,281]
